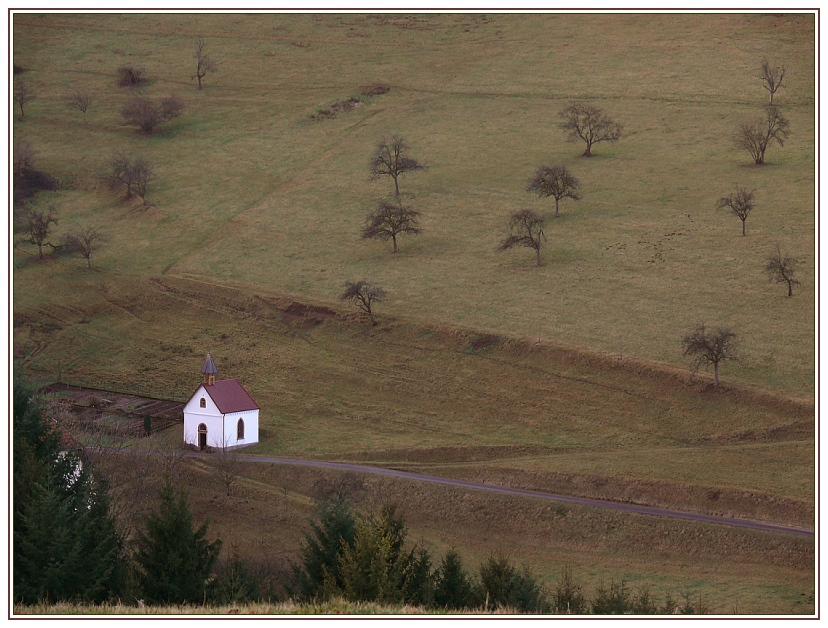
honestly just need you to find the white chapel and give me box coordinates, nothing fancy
[183,353,260,450]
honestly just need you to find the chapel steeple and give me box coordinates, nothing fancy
[202,353,218,386]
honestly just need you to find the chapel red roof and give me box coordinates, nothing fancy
[203,379,259,414]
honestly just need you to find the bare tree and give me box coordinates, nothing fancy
[681,324,737,387]
[716,187,755,236]
[499,209,546,266]
[527,165,581,218]
[559,102,622,157]
[121,93,184,133]
[361,200,422,253]
[212,439,243,497]
[106,151,154,205]
[14,81,35,118]
[66,90,93,123]
[193,37,217,90]
[13,141,36,179]
[764,244,800,298]
[340,281,386,326]
[736,104,790,165]
[64,225,104,269]
[23,206,58,259]
[369,135,425,198]
[760,59,785,104]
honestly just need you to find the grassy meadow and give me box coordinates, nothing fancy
[11,12,815,615]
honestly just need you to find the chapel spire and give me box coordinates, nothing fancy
[202,352,218,386]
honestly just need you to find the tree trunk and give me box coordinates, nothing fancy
[787,280,793,297]
[197,74,203,90]
[87,256,92,270]
[555,198,560,218]
[582,144,592,157]
[713,362,719,387]
[393,176,400,197]
[37,242,43,258]
[741,219,746,236]
[535,247,541,266]
[392,235,398,253]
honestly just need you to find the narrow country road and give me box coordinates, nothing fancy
[186,452,814,539]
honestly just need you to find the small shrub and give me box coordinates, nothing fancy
[116,65,144,87]
[310,97,363,120]
[208,546,261,604]
[679,592,710,614]
[359,83,391,97]
[13,63,25,74]
[14,169,58,204]
[591,580,631,615]
[630,587,659,614]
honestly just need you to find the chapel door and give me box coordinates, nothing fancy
[198,423,207,450]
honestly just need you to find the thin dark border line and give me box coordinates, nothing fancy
[8,9,819,619]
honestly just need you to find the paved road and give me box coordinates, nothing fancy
[191,453,814,539]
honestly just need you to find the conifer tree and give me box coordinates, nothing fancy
[134,477,222,604]
[209,545,261,604]
[434,549,476,610]
[13,383,126,604]
[291,498,357,601]
[338,503,433,605]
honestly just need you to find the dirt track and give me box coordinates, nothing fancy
[186,452,814,539]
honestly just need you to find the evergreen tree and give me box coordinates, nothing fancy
[13,383,126,604]
[339,505,408,603]
[402,545,435,608]
[478,554,547,613]
[338,504,434,606]
[209,545,261,604]
[552,566,588,614]
[134,477,222,604]
[290,497,357,601]
[434,549,476,610]
[591,580,632,614]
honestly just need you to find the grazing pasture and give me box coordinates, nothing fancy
[12,12,815,615]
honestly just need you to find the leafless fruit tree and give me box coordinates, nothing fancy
[66,90,93,123]
[106,151,154,205]
[340,281,386,326]
[559,102,622,157]
[193,37,217,90]
[527,165,581,218]
[681,324,737,387]
[716,187,755,236]
[764,244,800,298]
[212,440,243,497]
[499,209,546,266]
[23,206,58,259]
[760,59,785,104]
[736,104,790,165]
[121,93,184,133]
[64,225,103,269]
[361,200,422,253]
[14,81,35,118]
[369,135,425,198]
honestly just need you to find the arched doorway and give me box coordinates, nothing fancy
[198,423,208,450]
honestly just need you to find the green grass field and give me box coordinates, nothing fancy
[12,12,815,615]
